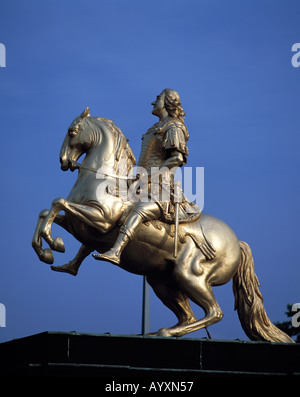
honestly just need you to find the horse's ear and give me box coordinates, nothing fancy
[80,107,90,119]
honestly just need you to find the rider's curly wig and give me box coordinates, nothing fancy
[164,89,186,122]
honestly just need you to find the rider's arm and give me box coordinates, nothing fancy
[162,125,188,169]
[160,149,184,170]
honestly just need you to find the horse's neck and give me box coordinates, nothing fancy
[81,120,135,178]
[83,125,116,172]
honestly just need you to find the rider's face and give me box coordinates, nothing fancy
[151,91,165,118]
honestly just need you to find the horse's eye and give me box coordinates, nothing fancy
[68,127,78,137]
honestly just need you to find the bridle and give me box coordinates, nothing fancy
[69,160,134,180]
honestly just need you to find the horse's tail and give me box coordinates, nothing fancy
[232,241,294,343]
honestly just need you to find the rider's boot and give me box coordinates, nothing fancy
[93,231,130,265]
[93,211,143,265]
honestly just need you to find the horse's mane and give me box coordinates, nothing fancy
[95,117,137,173]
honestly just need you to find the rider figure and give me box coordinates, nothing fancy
[93,88,189,265]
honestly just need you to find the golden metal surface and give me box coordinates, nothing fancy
[32,90,294,342]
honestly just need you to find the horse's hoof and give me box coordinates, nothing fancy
[52,237,65,253]
[157,328,171,337]
[40,248,54,264]
[51,264,77,276]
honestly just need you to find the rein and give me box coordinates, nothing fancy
[70,160,133,180]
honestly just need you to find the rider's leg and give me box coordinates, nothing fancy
[93,201,162,265]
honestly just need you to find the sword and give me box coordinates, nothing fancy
[173,181,181,258]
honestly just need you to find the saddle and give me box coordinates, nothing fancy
[159,199,201,224]
[107,180,202,225]
[146,214,216,262]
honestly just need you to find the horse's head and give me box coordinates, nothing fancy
[60,107,136,175]
[60,107,92,171]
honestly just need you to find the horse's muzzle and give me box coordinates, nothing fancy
[60,156,70,171]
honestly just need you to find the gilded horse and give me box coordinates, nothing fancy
[32,108,293,342]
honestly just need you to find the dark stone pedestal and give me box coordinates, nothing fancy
[0,331,299,378]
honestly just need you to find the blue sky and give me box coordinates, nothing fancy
[0,0,299,342]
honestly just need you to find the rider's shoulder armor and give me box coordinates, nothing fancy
[138,118,189,172]
[162,120,189,164]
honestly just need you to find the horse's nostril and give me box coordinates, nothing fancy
[60,156,69,171]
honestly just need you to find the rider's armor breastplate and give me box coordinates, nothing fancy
[138,118,188,173]
[138,123,166,173]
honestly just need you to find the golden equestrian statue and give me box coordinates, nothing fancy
[32,89,293,342]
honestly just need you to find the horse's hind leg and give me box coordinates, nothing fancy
[157,275,223,337]
[156,238,223,337]
[146,273,197,335]
[157,270,223,337]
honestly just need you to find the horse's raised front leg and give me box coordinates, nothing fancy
[51,244,92,276]
[40,197,110,252]
[32,209,67,264]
